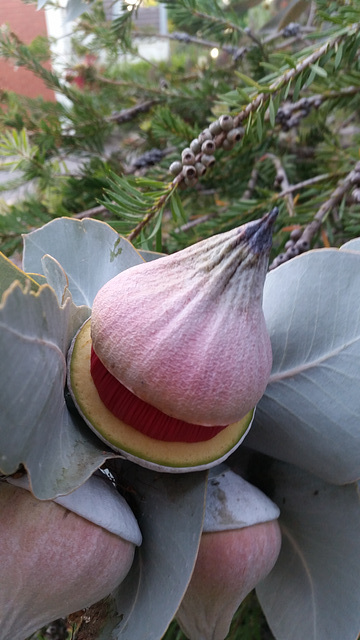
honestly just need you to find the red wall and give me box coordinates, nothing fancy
[0,0,55,100]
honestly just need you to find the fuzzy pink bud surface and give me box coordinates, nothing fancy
[176,521,282,640]
[0,482,137,640]
[91,209,277,427]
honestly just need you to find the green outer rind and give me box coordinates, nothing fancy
[67,320,254,474]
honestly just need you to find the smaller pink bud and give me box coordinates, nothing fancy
[176,469,282,640]
[0,474,141,640]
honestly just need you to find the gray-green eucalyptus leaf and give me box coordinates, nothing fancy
[23,218,145,307]
[247,248,360,484]
[256,459,360,640]
[0,281,117,499]
[96,462,207,640]
[340,237,360,253]
[0,252,39,298]
[41,254,70,306]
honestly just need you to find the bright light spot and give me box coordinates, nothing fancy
[210,47,219,59]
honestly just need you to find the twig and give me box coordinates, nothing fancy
[97,75,179,98]
[173,212,217,234]
[242,167,259,200]
[298,162,360,246]
[192,9,245,36]
[107,100,158,124]
[127,175,183,242]
[275,86,360,130]
[134,30,247,60]
[113,24,360,243]
[74,205,109,219]
[270,162,360,269]
[262,153,295,217]
[277,173,336,197]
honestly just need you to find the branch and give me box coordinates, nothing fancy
[106,100,158,124]
[262,153,295,217]
[134,30,247,61]
[73,205,109,220]
[270,162,360,269]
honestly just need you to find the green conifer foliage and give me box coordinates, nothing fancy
[1,0,360,261]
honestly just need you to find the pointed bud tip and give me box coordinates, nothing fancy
[246,207,278,255]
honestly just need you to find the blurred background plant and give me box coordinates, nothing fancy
[1,0,360,263]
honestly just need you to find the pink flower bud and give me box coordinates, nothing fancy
[0,476,141,640]
[176,521,281,640]
[91,210,277,432]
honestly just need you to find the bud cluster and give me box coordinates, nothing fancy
[270,226,309,270]
[275,96,322,132]
[169,114,245,187]
[282,22,301,38]
[132,148,165,170]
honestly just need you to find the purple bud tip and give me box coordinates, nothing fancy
[246,207,278,254]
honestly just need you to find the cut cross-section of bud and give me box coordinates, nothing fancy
[68,209,278,473]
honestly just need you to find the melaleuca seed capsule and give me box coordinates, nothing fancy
[295,239,310,253]
[209,120,223,136]
[198,128,213,143]
[219,114,234,131]
[169,161,183,177]
[195,162,207,176]
[227,127,244,143]
[181,148,196,165]
[200,154,216,167]
[285,239,295,250]
[222,138,234,151]
[287,245,299,258]
[290,227,302,241]
[183,165,197,179]
[201,139,216,154]
[184,175,198,187]
[190,139,201,154]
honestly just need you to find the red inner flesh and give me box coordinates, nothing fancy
[90,346,228,443]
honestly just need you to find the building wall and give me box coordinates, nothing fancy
[0,0,55,100]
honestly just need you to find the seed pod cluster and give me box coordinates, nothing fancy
[282,22,301,38]
[168,114,245,186]
[269,226,310,270]
[275,97,321,132]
